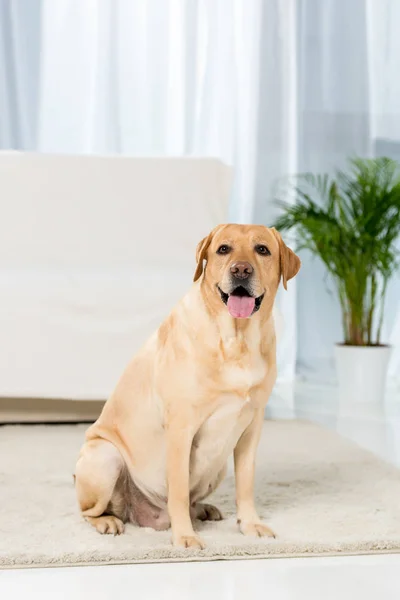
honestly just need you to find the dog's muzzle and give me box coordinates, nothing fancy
[218,284,264,318]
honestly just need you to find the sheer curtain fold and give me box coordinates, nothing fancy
[294,0,400,384]
[1,0,400,386]
[0,0,41,149]
[35,0,263,176]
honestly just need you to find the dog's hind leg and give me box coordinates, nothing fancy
[190,464,226,522]
[75,438,125,535]
[191,502,223,522]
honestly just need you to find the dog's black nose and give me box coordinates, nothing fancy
[230,261,253,280]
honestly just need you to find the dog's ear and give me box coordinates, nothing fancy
[194,225,226,282]
[270,228,301,290]
[193,231,214,282]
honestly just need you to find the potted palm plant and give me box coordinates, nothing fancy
[274,157,400,410]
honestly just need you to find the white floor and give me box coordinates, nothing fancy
[1,383,400,599]
[268,381,400,467]
[2,555,400,600]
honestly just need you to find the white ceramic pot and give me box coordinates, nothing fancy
[335,344,392,412]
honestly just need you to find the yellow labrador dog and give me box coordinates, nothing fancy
[75,224,300,548]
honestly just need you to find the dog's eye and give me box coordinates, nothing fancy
[217,245,231,255]
[255,245,270,256]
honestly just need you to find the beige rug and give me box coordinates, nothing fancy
[1,420,400,568]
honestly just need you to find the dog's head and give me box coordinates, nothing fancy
[194,224,300,319]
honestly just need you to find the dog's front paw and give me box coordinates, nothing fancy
[173,533,206,549]
[239,520,276,538]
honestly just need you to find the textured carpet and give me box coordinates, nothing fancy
[1,420,400,568]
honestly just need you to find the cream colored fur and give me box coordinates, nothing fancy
[75,224,300,548]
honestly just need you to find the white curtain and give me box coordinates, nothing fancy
[2,0,400,389]
[292,0,400,386]
[0,0,263,222]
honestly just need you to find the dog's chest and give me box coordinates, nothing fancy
[192,394,254,475]
[219,357,266,393]
[217,333,267,395]
[191,347,266,480]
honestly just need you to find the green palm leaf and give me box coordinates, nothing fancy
[273,157,400,345]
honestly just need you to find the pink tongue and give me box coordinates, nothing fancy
[227,295,255,318]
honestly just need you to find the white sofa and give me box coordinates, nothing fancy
[0,153,231,400]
